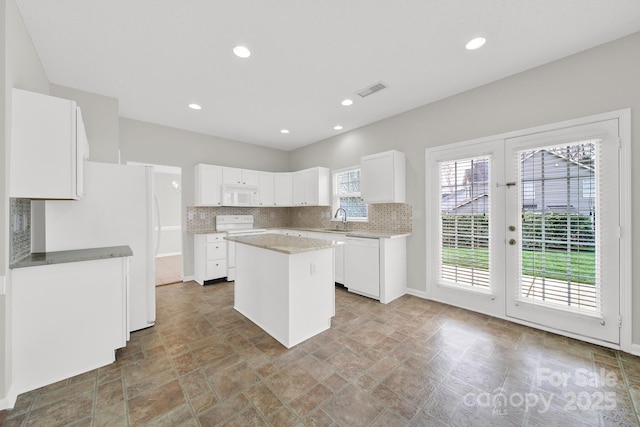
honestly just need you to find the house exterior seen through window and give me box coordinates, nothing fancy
[333,167,368,220]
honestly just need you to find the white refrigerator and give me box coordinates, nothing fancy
[44,161,156,332]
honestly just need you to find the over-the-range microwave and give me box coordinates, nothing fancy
[222,184,259,206]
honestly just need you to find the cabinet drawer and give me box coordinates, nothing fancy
[206,233,226,243]
[206,260,227,279]
[206,242,226,260]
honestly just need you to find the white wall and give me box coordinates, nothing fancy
[50,84,119,163]
[1,0,49,408]
[289,32,640,343]
[119,118,290,278]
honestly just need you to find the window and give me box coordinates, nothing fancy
[333,167,368,220]
[438,156,492,291]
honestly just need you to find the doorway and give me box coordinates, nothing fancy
[426,110,630,348]
[128,162,183,286]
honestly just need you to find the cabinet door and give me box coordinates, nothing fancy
[11,89,80,199]
[274,173,293,206]
[75,107,88,198]
[259,172,275,206]
[222,167,242,185]
[361,150,405,203]
[292,170,307,205]
[242,169,259,186]
[195,164,222,206]
[303,169,318,205]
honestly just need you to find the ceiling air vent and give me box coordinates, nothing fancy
[357,81,387,98]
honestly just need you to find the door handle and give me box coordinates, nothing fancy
[508,225,516,232]
[509,239,517,245]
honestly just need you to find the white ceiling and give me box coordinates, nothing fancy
[16,1,640,151]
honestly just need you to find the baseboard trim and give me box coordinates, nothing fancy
[405,288,429,299]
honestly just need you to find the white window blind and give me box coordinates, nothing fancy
[517,140,600,313]
[439,156,491,291]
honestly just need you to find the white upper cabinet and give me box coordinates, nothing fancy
[195,164,222,206]
[258,172,274,206]
[10,88,89,199]
[222,167,259,186]
[360,150,406,203]
[292,167,330,206]
[273,172,293,206]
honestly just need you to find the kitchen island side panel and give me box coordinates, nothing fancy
[289,248,333,346]
[233,242,334,348]
[233,244,290,346]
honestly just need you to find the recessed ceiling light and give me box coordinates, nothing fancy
[233,45,251,58]
[465,37,486,50]
[341,99,353,106]
[280,129,290,134]
[188,103,202,110]
[334,125,343,130]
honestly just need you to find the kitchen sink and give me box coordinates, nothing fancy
[322,227,350,233]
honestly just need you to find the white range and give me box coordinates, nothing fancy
[216,215,266,281]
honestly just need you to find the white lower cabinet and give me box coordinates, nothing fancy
[194,233,227,284]
[11,257,129,396]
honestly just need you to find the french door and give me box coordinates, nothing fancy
[427,115,623,345]
[504,119,620,344]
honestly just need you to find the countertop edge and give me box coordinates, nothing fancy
[226,235,336,255]
[10,245,133,269]
[188,227,412,239]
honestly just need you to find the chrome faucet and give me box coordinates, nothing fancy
[334,207,348,230]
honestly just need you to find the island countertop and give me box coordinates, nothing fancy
[10,245,133,269]
[225,234,338,255]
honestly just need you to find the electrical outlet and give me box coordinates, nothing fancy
[188,212,194,220]
[200,212,206,220]
[310,263,316,276]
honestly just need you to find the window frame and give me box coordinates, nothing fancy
[331,166,368,222]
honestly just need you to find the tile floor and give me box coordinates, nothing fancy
[155,255,182,286]
[3,281,640,426]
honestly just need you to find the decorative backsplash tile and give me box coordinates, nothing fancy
[186,203,412,234]
[10,198,31,264]
[186,206,291,233]
[289,203,412,233]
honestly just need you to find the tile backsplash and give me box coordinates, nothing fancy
[10,198,31,264]
[186,204,412,234]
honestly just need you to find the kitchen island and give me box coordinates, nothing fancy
[225,234,337,348]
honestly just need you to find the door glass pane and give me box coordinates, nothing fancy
[439,157,491,291]
[518,141,600,312]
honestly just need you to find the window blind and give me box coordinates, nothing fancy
[517,140,600,313]
[439,156,491,291]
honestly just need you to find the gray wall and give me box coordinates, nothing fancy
[1,0,49,406]
[119,118,290,278]
[289,32,640,342]
[50,84,119,164]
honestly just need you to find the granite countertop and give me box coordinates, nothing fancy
[293,227,412,239]
[189,227,411,238]
[10,245,133,269]
[225,234,338,255]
